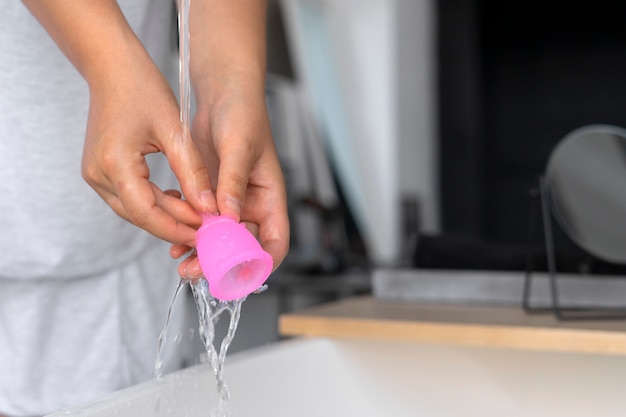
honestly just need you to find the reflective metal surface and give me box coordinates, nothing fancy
[545,124,626,263]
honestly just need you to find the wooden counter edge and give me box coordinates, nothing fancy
[279,312,626,356]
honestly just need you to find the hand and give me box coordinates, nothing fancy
[81,49,213,245]
[22,0,216,245]
[171,81,290,277]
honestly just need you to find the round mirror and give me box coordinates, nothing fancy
[545,124,626,264]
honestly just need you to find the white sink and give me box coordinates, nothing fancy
[47,337,626,416]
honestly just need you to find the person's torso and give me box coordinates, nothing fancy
[0,0,179,280]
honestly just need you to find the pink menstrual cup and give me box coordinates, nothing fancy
[195,214,273,301]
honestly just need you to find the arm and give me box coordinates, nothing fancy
[173,0,290,274]
[22,0,213,245]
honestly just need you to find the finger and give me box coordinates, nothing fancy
[112,165,197,244]
[89,182,132,223]
[165,126,217,215]
[177,255,194,278]
[170,243,193,259]
[215,145,256,222]
[263,238,290,272]
[177,253,204,279]
[154,184,202,228]
[185,257,203,279]
[95,179,200,245]
[257,206,290,272]
[163,189,182,198]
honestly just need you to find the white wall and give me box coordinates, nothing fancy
[280,0,438,265]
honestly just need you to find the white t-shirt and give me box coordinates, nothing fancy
[0,0,179,281]
[0,2,196,416]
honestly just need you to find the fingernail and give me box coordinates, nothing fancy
[224,196,242,214]
[199,190,218,215]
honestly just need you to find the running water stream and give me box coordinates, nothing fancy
[154,280,245,417]
[189,279,244,417]
[153,1,247,416]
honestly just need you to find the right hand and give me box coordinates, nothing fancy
[80,49,215,246]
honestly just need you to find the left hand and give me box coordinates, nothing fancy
[171,81,290,279]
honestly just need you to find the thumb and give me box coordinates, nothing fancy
[215,148,255,221]
[166,126,217,215]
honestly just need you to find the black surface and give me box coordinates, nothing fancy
[438,0,626,245]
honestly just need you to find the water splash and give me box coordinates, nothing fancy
[154,278,247,417]
[189,279,244,417]
[154,0,247,414]
[154,279,186,378]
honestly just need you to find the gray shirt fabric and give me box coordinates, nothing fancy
[0,2,193,415]
[0,0,178,281]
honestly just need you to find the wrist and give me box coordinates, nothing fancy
[192,69,267,114]
[84,31,158,97]
[188,0,268,107]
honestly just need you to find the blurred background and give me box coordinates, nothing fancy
[268,0,436,271]
[214,0,626,352]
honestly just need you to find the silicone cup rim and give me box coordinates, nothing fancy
[204,248,274,301]
[196,214,236,234]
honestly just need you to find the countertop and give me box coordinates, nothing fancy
[279,296,626,355]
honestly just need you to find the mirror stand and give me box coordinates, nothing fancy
[523,177,626,321]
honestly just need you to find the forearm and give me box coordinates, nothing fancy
[189,0,268,105]
[22,0,156,94]
[22,0,212,243]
